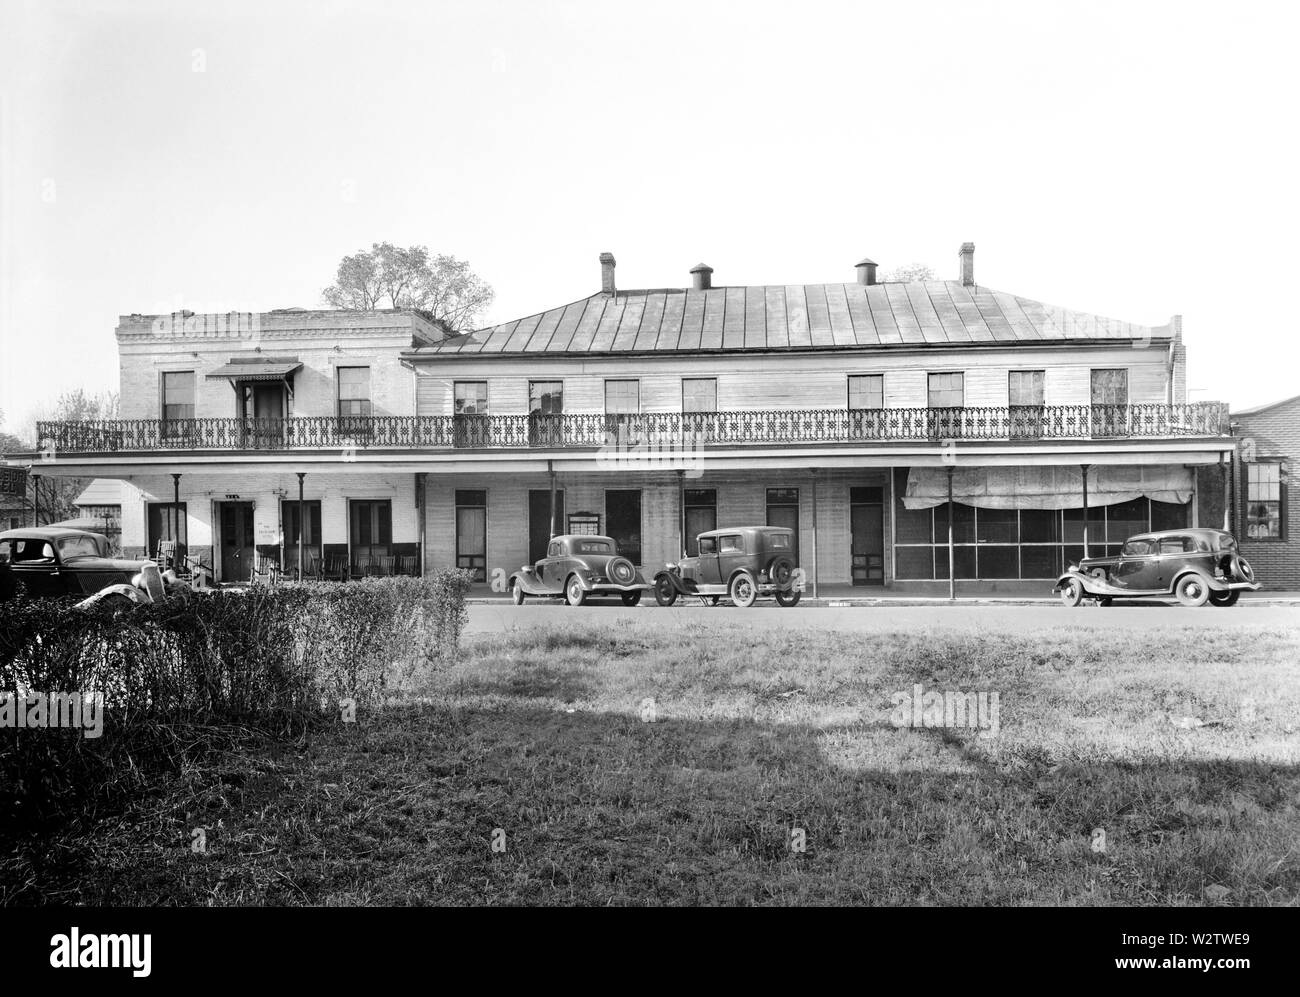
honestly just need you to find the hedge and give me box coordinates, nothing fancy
[0,569,472,832]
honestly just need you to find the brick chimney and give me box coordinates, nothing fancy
[958,242,975,286]
[690,262,713,290]
[599,252,616,294]
[855,257,878,286]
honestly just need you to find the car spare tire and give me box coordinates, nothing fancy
[1229,554,1255,584]
[607,557,637,586]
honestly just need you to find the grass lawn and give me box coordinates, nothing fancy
[6,620,1300,906]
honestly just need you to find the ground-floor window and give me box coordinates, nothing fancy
[606,489,642,564]
[893,471,1190,579]
[850,486,885,585]
[684,488,717,555]
[147,502,187,561]
[350,499,392,575]
[455,490,486,581]
[282,499,322,573]
[528,488,564,563]
[766,487,799,561]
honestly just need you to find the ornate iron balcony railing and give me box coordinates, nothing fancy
[35,403,1230,454]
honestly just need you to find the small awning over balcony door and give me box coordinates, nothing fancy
[205,357,302,384]
[903,465,1194,511]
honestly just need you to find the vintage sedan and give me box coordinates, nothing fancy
[1053,528,1260,607]
[508,534,652,606]
[0,527,168,611]
[654,526,802,608]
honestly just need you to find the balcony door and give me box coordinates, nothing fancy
[1090,369,1129,437]
[241,381,287,449]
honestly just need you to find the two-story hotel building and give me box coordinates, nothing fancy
[30,244,1237,594]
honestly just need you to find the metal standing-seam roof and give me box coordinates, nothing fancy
[405,281,1166,358]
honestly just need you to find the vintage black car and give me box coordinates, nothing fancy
[508,534,652,606]
[654,526,802,608]
[1053,528,1260,607]
[0,527,167,610]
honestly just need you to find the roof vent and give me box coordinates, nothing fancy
[690,262,713,290]
[855,258,878,286]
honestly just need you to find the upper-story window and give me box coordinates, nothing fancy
[1091,369,1128,406]
[529,381,563,416]
[1090,369,1129,437]
[682,377,717,413]
[1009,370,1046,439]
[1245,462,1284,540]
[161,371,195,421]
[605,380,640,414]
[336,367,372,418]
[454,381,489,415]
[848,374,884,410]
[927,372,964,408]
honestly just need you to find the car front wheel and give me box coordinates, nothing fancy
[729,572,757,608]
[1175,574,1210,607]
[1209,589,1240,607]
[510,580,525,605]
[565,575,587,606]
[653,576,678,607]
[1058,578,1083,607]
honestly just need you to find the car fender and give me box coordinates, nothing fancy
[1169,566,1226,593]
[508,570,550,596]
[1052,569,1095,594]
[727,566,758,586]
[653,569,690,595]
[74,583,148,612]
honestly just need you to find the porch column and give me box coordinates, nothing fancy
[297,472,306,582]
[548,461,558,538]
[417,473,426,578]
[811,469,819,601]
[676,469,685,558]
[172,473,182,564]
[946,466,955,601]
[1080,464,1091,559]
[1220,455,1230,531]
[31,473,40,527]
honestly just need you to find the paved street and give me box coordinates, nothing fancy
[466,602,1300,634]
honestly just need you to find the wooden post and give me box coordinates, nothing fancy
[172,473,181,566]
[548,461,558,537]
[1220,455,1230,531]
[677,469,685,557]
[811,469,819,601]
[947,466,955,601]
[31,474,40,527]
[417,473,426,578]
[1080,464,1091,559]
[297,472,306,582]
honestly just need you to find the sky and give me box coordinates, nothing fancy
[1,0,1298,436]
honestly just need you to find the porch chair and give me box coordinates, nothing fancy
[397,554,418,576]
[322,553,348,582]
[374,554,396,577]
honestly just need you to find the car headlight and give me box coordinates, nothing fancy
[131,572,144,588]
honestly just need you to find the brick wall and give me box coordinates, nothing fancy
[1232,396,1300,590]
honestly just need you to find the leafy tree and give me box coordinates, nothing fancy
[882,263,935,283]
[0,408,24,459]
[323,242,494,331]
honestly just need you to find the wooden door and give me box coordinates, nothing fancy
[218,502,255,582]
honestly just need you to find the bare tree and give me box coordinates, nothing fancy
[882,263,936,283]
[20,390,121,524]
[323,242,494,331]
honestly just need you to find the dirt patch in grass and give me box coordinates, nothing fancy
[5,624,1299,906]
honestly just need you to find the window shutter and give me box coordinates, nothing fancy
[1240,458,1250,537]
[1281,465,1289,542]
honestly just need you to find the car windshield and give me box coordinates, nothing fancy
[57,536,102,559]
[575,541,612,554]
